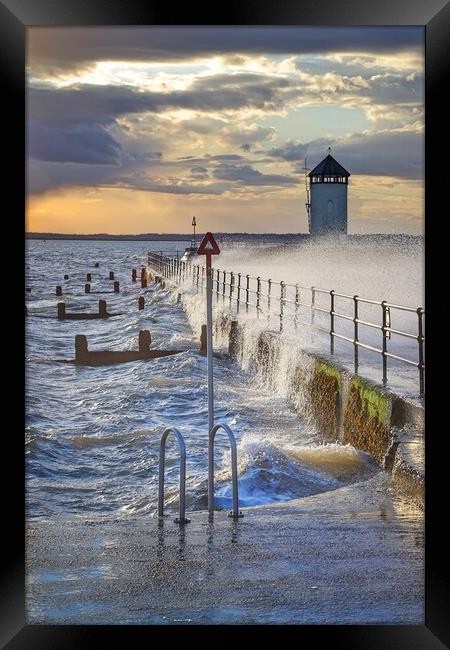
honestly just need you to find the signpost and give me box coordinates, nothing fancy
[197,232,221,435]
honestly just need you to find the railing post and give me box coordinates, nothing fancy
[294,284,299,329]
[381,300,388,386]
[256,277,261,318]
[417,307,425,397]
[216,269,220,297]
[197,265,200,290]
[222,270,226,303]
[245,274,250,313]
[237,273,241,313]
[330,290,335,354]
[353,295,359,374]
[386,307,391,339]
[280,281,285,332]
[230,271,234,307]
[201,265,205,290]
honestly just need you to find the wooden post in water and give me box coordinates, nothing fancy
[99,300,107,317]
[75,334,88,361]
[85,283,91,293]
[94,262,100,268]
[109,271,115,280]
[138,330,151,352]
[177,293,181,304]
[138,296,145,310]
[114,281,120,293]
[56,285,62,296]
[141,274,148,289]
[86,273,92,282]
[200,324,207,355]
[64,274,69,280]
[57,303,66,320]
[132,269,137,282]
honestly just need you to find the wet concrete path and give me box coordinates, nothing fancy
[26,474,423,625]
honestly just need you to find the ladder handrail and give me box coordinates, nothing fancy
[158,427,190,524]
[208,422,243,519]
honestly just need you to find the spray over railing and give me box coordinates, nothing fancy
[147,251,425,397]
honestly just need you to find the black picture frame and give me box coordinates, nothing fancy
[3,0,448,647]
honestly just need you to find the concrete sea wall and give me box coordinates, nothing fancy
[147,269,424,508]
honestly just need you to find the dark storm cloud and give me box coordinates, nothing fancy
[28,122,122,164]
[116,178,226,195]
[27,160,120,195]
[28,27,423,73]
[206,154,244,161]
[213,162,297,186]
[27,77,290,169]
[286,130,423,180]
[329,130,423,179]
[29,74,292,129]
[190,166,209,179]
[268,142,308,162]
[27,159,227,196]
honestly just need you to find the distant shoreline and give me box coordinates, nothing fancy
[25,232,421,241]
[25,232,308,241]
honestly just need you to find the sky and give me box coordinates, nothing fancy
[26,27,424,234]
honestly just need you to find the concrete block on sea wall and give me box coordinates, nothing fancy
[307,359,343,441]
[390,427,424,509]
[342,376,392,465]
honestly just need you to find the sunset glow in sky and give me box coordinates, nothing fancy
[26,27,424,234]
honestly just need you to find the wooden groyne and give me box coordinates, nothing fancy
[74,330,182,365]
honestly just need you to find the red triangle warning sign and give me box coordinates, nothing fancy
[197,232,220,255]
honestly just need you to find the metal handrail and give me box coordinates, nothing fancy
[158,427,190,525]
[147,252,425,396]
[208,422,243,519]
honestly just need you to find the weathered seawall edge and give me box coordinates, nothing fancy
[148,270,424,509]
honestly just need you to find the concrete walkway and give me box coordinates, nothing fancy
[26,475,424,625]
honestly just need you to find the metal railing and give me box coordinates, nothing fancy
[158,427,190,524]
[148,252,425,397]
[208,422,243,519]
[147,248,191,266]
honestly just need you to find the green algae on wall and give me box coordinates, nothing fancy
[343,377,392,464]
[308,359,342,440]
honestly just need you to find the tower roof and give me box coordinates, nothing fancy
[309,154,350,178]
